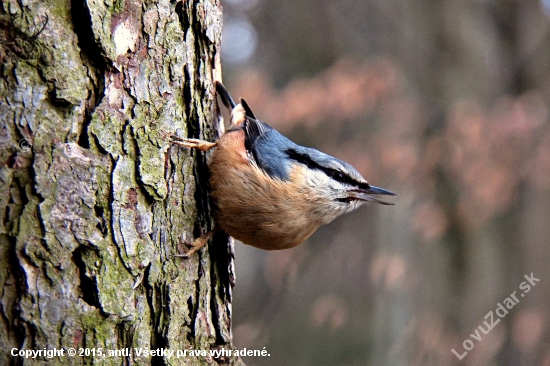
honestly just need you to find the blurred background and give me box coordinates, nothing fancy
[218,0,550,365]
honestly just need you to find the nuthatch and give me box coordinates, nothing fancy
[172,82,396,256]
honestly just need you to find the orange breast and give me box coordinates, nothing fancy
[208,130,327,250]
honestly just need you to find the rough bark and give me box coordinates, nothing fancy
[0,0,243,365]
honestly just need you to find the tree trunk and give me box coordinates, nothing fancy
[0,0,243,365]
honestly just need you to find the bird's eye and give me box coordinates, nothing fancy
[330,170,344,181]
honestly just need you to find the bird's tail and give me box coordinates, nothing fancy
[215,81,236,110]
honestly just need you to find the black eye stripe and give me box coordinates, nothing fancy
[324,168,363,187]
[285,149,370,189]
[325,169,344,181]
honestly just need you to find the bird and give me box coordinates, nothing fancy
[171,82,396,257]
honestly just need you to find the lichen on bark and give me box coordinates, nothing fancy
[1,0,242,365]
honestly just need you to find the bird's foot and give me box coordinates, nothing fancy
[174,230,216,258]
[171,136,217,151]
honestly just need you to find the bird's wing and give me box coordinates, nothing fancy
[243,118,297,181]
[244,117,272,151]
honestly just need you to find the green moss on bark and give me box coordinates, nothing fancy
[1,1,241,365]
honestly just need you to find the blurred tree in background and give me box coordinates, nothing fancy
[220,0,550,365]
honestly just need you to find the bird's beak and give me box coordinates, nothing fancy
[348,185,397,205]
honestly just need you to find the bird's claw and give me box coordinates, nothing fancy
[174,230,216,258]
[171,136,217,151]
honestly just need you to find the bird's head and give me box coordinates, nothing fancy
[285,147,396,220]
